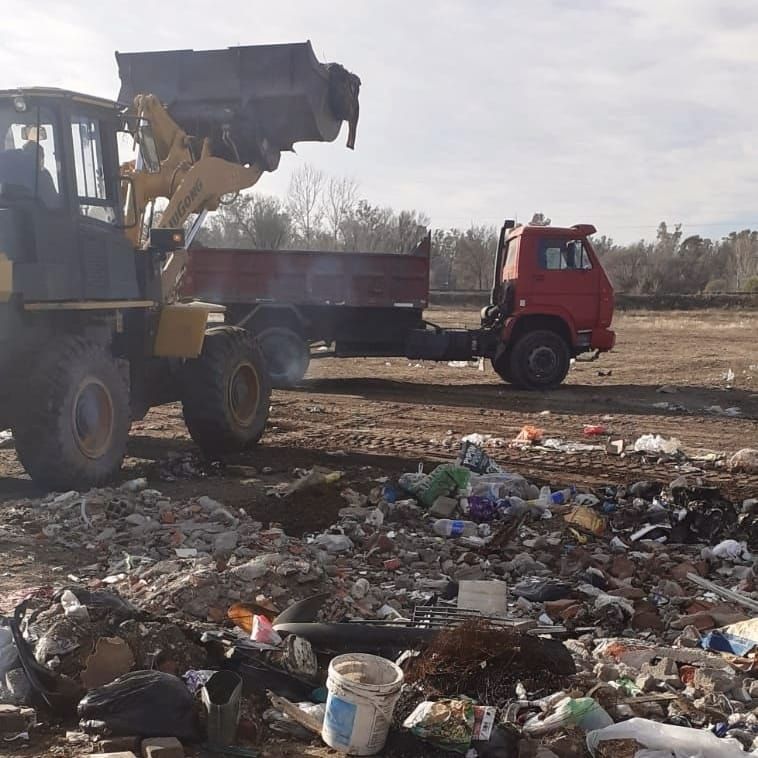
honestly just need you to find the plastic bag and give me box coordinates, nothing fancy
[0,627,18,679]
[729,448,758,473]
[586,717,747,757]
[583,425,606,436]
[411,465,471,508]
[403,698,474,754]
[708,539,751,561]
[563,506,606,536]
[523,696,612,736]
[251,615,282,646]
[78,670,199,740]
[633,434,681,455]
[512,425,543,445]
[470,472,533,501]
[457,442,501,474]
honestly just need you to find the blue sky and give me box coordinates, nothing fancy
[2,0,757,242]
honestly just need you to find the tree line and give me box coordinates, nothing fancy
[195,165,758,294]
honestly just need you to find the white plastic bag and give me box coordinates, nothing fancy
[633,434,681,455]
[251,615,282,646]
[708,539,751,562]
[586,717,747,757]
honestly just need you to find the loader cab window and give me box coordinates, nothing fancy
[71,116,116,224]
[0,102,62,208]
[538,239,593,271]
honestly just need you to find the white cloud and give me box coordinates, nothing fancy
[2,0,756,241]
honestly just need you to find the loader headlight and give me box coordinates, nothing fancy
[12,96,27,113]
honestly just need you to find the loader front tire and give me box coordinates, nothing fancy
[13,338,130,491]
[182,327,271,458]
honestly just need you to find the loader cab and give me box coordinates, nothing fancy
[0,88,140,303]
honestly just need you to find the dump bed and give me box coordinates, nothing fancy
[182,235,431,309]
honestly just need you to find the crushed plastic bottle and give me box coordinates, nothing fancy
[432,519,478,538]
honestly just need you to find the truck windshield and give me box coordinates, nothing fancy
[0,100,61,208]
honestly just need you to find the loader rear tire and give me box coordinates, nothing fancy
[13,337,130,490]
[182,326,271,458]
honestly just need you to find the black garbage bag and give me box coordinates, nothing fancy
[78,670,199,741]
[9,601,84,715]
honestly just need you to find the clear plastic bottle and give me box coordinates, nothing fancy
[432,519,478,537]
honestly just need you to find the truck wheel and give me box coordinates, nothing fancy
[509,330,570,389]
[258,327,310,388]
[182,326,271,457]
[13,338,130,490]
[490,349,515,384]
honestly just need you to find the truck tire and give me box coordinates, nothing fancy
[257,326,310,388]
[509,329,570,389]
[490,348,515,384]
[13,337,130,490]
[182,326,271,457]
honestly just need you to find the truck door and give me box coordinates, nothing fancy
[531,237,600,329]
[70,113,139,300]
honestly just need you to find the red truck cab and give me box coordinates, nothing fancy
[484,222,615,388]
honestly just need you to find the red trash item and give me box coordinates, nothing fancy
[583,425,606,436]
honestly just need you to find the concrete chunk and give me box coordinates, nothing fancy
[141,736,184,758]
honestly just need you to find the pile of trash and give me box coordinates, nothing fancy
[0,437,757,756]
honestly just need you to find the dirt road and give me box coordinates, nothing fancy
[0,309,755,509]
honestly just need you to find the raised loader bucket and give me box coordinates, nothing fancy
[115,41,360,170]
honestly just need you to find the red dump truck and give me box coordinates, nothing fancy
[182,221,615,389]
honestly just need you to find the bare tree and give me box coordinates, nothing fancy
[287,164,325,245]
[724,230,758,290]
[323,176,359,246]
[195,193,290,249]
[453,225,497,290]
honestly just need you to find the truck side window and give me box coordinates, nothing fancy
[538,239,593,270]
[503,237,520,272]
[71,116,116,224]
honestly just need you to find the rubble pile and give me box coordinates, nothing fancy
[0,439,756,756]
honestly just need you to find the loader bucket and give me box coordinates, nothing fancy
[115,41,360,170]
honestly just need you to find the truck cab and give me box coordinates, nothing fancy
[484,222,615,388]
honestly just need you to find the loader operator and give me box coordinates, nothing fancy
[22,140,58,207]
[0,121,58,207]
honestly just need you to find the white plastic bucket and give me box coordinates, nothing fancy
[322,653,404,755]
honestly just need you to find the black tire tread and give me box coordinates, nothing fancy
[509,329,570,390]
[13,337,130,490]
[182,326,271,457]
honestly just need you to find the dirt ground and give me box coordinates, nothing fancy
[0,308,756,756]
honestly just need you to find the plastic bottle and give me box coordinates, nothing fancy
[550,487,574,505]
[432,519,478,538]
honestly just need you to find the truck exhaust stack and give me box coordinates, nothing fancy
[115,41,360,170]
